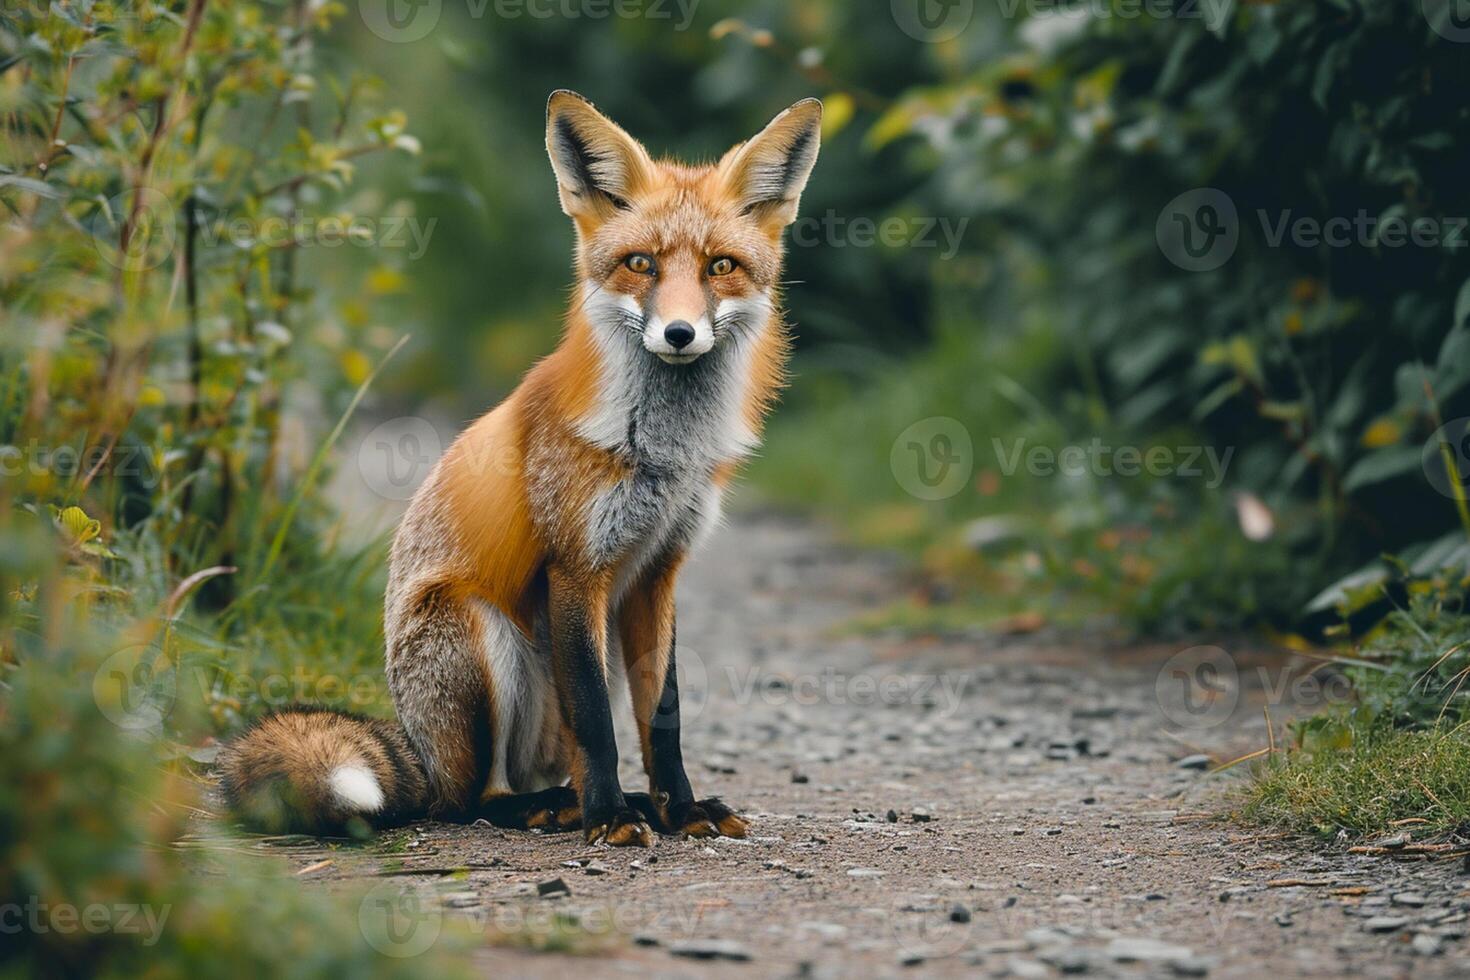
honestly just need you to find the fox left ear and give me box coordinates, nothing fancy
[546,90,655,225]
[719,99,822,230]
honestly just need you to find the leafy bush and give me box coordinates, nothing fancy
[751,1,1470,630]
[1,2,441,972]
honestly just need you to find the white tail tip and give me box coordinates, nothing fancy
[329,765,384,813]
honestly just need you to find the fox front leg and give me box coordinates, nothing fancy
[620,561,746,839]
[548,565,653,847]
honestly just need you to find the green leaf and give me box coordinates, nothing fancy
[1454,277,1470,329]
[1342,446,1423,493]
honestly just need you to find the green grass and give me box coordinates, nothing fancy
[1238,726,1470,838]
[1236,598,1470,839]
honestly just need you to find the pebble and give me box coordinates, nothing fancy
[791,771,809,784]
[847,868,885,877]
[912,807,933,823]
[1039,947,1092,973]
[1412,933,1443,956]
[1370,832,1411,850]
[1005,958,1050,978]
[536,877,571,898]
[1175,754,1211,771]
[1362,916,1409,933]
[1391,892,1426,907]
[583,861,609,876]
[440,891,478,908]
[668,939,752,962]
[1106,937,1195,963]
[949,904,971,924]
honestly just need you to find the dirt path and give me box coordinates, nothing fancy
[274,510,1468,978]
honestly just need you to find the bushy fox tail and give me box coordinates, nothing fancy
[218,707,430,835]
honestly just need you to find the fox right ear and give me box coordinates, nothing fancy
[546,91,654,225]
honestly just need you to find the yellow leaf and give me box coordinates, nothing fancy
[1361,418,1401,448]
[52,505,101,545]
[340,349,371,386]
[366,266,406,296]
[821,92,855,140]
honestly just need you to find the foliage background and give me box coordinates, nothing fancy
[3,0,1470,971]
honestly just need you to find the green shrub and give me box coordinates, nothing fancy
[756,1,1470,630]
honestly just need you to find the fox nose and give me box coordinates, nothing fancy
[663,321,696,350]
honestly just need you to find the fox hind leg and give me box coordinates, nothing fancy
[385,588,496,817]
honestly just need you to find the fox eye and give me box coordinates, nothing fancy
[707,256,737,277]
[624,253,655,275]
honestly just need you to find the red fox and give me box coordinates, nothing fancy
[220,91,821,846]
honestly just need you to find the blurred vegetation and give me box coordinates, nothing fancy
[4,0,1470,962]
[1,1,456,973]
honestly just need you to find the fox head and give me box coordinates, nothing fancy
[546,90,820,365]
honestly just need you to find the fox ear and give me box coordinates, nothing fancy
[719,99,822,229]
[546,90,654,223]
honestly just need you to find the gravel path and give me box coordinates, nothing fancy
[274,510,1469,978]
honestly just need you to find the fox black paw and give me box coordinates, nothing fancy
[668,798,746,839]
[584,809,653,847]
